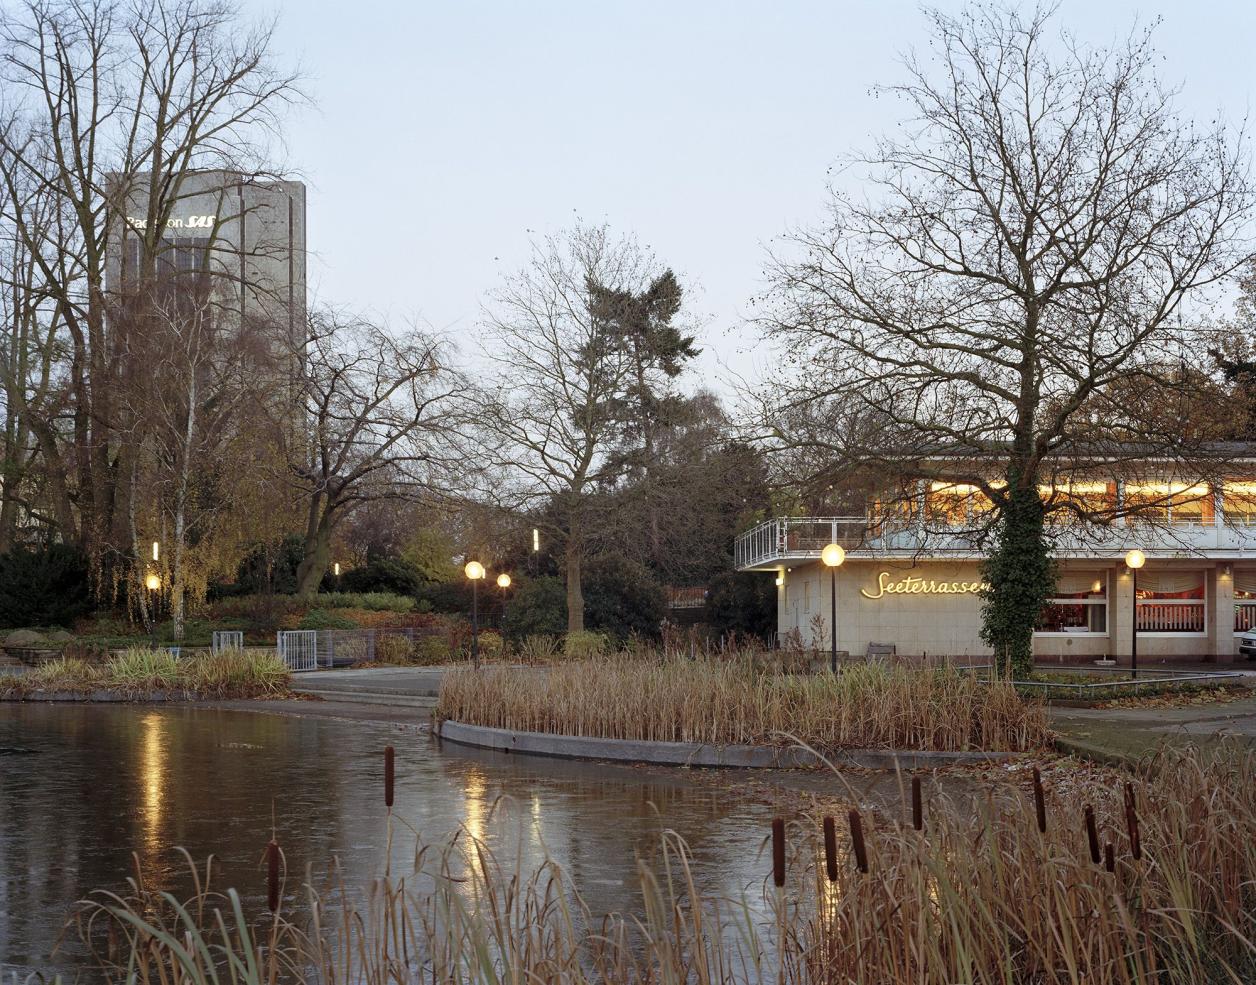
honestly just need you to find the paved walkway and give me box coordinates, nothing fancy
[1051,693,1256,759]
[288,665,454,707]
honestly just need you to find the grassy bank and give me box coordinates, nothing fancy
[62,746,1256,984]
[0,647,291,699]
[436,656,1051,753]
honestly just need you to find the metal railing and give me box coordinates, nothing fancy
[275,626,442,671]
[1136,601,1205,633]
[1236,602,1256,633]
[735,514,1256,569]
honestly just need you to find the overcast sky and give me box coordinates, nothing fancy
[249,0,1256,393]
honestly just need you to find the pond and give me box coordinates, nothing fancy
[0,702,964,978]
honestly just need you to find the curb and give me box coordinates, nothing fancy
[436,720,1018,770]
[289,687,437,707]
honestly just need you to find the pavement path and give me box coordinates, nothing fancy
[287,665,453,708]
[1050,691,1256,759]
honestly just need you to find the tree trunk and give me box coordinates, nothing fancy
[565,536,584,633]
[295,502,333,598]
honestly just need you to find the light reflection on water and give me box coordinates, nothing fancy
[0,703,936,977]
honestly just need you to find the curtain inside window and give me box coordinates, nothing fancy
[1136,570,1204,594]
[1233,569,1256,595]
[1057,571,1106,595]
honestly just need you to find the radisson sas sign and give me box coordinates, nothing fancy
[860,570,989,600]
[125,214,217,232]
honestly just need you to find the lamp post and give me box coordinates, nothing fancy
[496,572,511,629]
[465,560,486,668]
[1125,549,1146,679]
[821,543,846,673]
[145,571,161,647]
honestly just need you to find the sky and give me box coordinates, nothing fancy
[247,0,1256,394]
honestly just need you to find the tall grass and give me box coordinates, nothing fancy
[436,656,1051,752]
[61,746,1256,984]
[0,647,290,698]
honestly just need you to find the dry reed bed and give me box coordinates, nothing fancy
[0,648,291,698]
[65,747,1256,985]
[436,657,1051,752]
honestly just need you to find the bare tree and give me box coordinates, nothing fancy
[478,224,681,632]
[122,281,273,638]
[760,5,1255,673]
[0,0,302,578]
[277,310,464,598]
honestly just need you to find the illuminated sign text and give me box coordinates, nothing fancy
[860,570,989,600]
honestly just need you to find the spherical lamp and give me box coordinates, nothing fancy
[464,560,485,581]
[496,573,511,589]
[821,543,846,568]
[1124,549,1146,570]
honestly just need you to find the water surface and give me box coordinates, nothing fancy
[0,702,946,977]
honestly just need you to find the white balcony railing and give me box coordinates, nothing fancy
[1236,602,1256,633]
[734,515,1256,570]
[1137,601,1205,633]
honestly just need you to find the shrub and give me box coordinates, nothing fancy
[500,576,567,641]
[333,556,424,596]
[413,636,453,665]
[25,656,100,691]
[705,570,777,641]
[184,649,290,697]
[374,634,416,665]
[563,631,609,660]
[3,628,47,649]
[0,544,91,629]
[311,592,415,612]
[106,648,183,690]
[517,634,560,665]
[477,630,504,661]
[298,609,358,630]
[582,556,667,641]
[231,535,305,595]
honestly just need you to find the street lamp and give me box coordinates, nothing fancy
[496,572,512,630]
[1125,549,1146,679]
[821,543,846,673]
[145,571,161,647]
[465,560,486,668]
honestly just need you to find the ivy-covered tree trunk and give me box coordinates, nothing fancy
[980,479,1056,678]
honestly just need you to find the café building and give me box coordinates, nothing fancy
[735,478,1256,664]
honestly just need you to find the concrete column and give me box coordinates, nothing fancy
[1112,565,1135,668]
[1212,565,1236,664]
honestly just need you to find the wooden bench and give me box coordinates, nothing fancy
[866,642,896,663]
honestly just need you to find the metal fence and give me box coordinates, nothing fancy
[211,630,244,654]
[275,626,442,671]
[276,630,319,671]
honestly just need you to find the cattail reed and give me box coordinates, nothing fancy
[849,809,868,874]
[1084,805,1101,864]
[822,815,838,881]
[384,745,395,808]
[266,839,280,912]
[1104,842,1115,873]
[1125,782,1141,860]
[771,818,785,887]
[911,776,923,831]
[1032,766,1047,833]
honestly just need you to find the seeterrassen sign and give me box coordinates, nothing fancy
[860,570,990,600]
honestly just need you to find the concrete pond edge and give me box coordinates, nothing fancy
[436,719,1020,770]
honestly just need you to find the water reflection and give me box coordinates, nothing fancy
[0,703,939,978]
[140,711,166,868]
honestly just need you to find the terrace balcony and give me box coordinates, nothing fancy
[734,515,1256,571]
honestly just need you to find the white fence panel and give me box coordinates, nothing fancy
[212,630,245,654]
[277,630,319,672]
